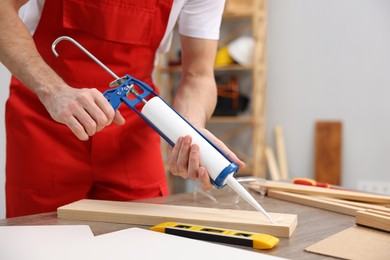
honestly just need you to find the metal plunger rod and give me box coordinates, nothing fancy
[51,36,147,103]
[52,36,120,80]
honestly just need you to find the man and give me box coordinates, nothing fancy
[0,0,244,217]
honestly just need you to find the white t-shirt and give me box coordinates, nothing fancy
[19,0,225,54]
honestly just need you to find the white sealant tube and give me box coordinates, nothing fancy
[142,97,273,222]
[141,97,233,183]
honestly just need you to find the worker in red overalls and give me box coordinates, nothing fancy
[0,0,244,217]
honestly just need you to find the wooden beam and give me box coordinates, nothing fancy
[265,146,281,181]
[249,181,390,204]
[356,209,390,232]
[315,121,342,185]
[57,199,298,238]
[267,190,362,216]
[320,197,390,214]
[275,125,289,180]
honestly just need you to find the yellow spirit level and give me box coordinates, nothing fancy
[151,222,279,250]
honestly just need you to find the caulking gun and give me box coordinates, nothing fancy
[51,36,273,223]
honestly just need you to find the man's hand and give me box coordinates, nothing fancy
[167,130,245,191]
[39,85,125,140]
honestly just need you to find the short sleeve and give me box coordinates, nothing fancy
[178,0,226,40]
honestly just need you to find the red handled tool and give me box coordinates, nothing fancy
[292,178,351,191]
[293,178,330,188]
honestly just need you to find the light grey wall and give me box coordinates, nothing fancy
[266,0,390,191]
[1,1,390,218]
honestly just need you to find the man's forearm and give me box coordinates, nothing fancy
[173,75,217,128]
[173,35,218,128]
[0,0,121,140]
[0,0,66,102]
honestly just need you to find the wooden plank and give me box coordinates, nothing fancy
[275,125,289,180]
[267,190,362,216]
[320,197,390,214]
[265,146,281,181]
[364,209,390,217]
[57,199,297,238]
[355,209,390,232]
[315,121,342,185]
[249,181,390,204]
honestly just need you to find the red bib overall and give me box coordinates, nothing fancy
[6,0,173,217]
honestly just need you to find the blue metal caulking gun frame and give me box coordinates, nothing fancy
[51,36,239,188]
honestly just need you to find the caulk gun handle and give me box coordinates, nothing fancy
[103,88,122,110]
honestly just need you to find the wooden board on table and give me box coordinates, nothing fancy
[57,199,297,238]
[305,226,390,260]
[267,190,362,216]
[315,121,342,185]
[250,181,390,204]
[356,209,390,232]
[321,197,390,213]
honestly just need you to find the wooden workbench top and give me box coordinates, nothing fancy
[0,190,355,259]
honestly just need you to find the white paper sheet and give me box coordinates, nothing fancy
[0,226,286,260]
[0,225,93,260]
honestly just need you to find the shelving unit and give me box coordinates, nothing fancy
[155,0,268,191]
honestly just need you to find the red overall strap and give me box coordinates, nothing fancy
[6,0,173,217]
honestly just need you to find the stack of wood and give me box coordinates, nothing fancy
[249,181,390,233]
